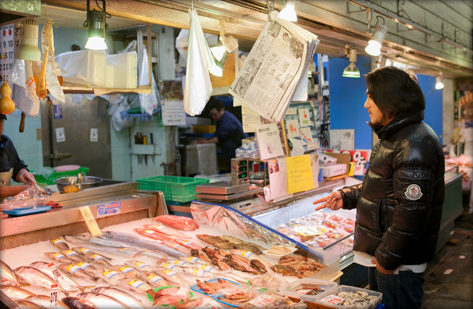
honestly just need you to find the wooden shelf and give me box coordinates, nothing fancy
[61,86,153,96]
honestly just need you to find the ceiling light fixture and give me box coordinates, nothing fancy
[16,19,41,61]
[435,73,444,90]
[343,45,360,78]
[278,0,299,22]
[365,24,388,56]
[83,0,109,50]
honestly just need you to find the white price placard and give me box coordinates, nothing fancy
[55,127,65,143]
[90,128,98,142]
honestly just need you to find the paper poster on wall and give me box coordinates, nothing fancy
[300,127,314,145]
[286,119,300,138]
[286,155,314,194]
[299,108,311,127]
[55,127,65,143]
[255,123,285,160]
[90,128,98,142]
[268,158,289,200]
[162,100,186,126]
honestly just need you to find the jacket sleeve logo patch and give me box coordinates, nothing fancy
[405,184,423,201]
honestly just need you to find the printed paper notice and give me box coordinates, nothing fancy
[163,100,186,126]
[286,155,314,194]
[268,158,289,200]
[56,127,65,143]
[255,123,285,160]
[90,128,98,142]
[330,129,355,151]
[286,119,300,138]
[299,108,311,127]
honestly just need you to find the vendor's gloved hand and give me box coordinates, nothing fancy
[16,169,37,185]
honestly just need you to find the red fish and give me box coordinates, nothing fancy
[153,215,199,231]
[134,229,192,256]
[142,224,189,238]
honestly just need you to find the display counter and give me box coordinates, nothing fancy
[0,181,168,251]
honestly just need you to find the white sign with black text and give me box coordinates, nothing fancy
[55,127,65,143]
[90,128,98,142]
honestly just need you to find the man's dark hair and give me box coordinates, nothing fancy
[207,98,225,112]
[365,66,425,121]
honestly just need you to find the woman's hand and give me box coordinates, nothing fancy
[313,191,343,211]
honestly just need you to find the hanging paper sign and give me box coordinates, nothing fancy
[162,100,186,126]
[286,155,314,194]
[255,123,285,160]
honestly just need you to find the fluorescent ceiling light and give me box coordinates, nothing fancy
[365,25,387,56]
[85,37,108,50]
[278,1,297,22]
[210,46,226,61]
[435,75,444,90]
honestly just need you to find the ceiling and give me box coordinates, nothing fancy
[38,0,472,79]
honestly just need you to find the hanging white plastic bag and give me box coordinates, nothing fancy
[183,9,215,116]
[138,45,160,115]
[8,59,39,116]
[42,19,65,104]
[112,95,135,131]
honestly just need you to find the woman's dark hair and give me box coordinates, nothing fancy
[206,97,225,112]
[365,66,425,121]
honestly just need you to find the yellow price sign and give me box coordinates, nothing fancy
[79,206,102,237]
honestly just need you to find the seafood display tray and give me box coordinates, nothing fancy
[213,294,244,307]
[190,277,240,296]
[263,246,298,258]
[3,206,51,216]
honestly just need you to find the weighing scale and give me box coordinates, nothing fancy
[195,181,263,202]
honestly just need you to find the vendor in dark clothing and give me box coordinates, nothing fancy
[197,98,248,169]
[0,115,36,198]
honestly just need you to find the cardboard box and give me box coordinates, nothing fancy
[321,163,347,178]
[322,152,351,179]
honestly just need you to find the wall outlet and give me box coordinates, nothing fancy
[36,128,42,141]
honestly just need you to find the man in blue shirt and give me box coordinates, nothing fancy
[198,99,248,170]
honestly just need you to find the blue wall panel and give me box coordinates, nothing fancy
[417,74,443,144]
[328,55,372,150]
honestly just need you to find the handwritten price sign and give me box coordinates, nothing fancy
[286,155,314,194]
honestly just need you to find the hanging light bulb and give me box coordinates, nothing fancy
[278,1,298,22]
[365,24,388,56]
[435,74,444,90]
[83,0,108,50]
[209,64,223,77]
[343,47,360,78]
[210,45,226,61]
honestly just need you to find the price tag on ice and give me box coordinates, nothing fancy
[50,283,58,307]
[79,206,102,237]
[48,263,71,291]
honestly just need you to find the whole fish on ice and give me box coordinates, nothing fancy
[0,260,20,286]
[0,285,34,300]
[90,286,146,309]
[29,261,89,292]
[62,297,98,309]
[77,292,129,309]
[15,299,47,309]
[26,295,69,309]
[14,266,69,295]
[100,231,186,258]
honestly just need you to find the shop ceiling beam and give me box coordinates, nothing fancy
[0,0,41,26]
[346,0,434,36]
[441,38,473,56]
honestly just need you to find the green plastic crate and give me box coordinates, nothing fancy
[32,167,90,185]
[137,176,209,203]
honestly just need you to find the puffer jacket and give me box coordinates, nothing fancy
[339,111,445,270]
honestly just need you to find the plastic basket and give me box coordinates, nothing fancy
[137,176,209,203]
[32,167,90,185]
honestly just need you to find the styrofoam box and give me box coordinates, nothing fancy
[106,52,137,88]
[282,278,338,302]
[322,163,347,178]
[56,50,106,87]
[105,64,115,88]
[315,285,382,309]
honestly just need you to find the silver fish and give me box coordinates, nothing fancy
[51,238,70,250]
[101,231,186,257]
[71,247,113,261]
[57,264,101,283]
[135,249,169,262]
[15,299,46,309]
[125,260,154,273]
[0,260,20,287]
[29,261,89,293]
[26,295,69,309]
[90,286,146,309]
[116,278,152,294]
[90,268,125,285]
[73,233,134,248]
[65,236,138,257]
[77,292,130,309]
[60,249,88,262]
[0,285,34,300]
[84,253,113,267]
[62,297,98,309]
[45,252,75,264]
[14,266,68,295]
[111,265,139,279]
